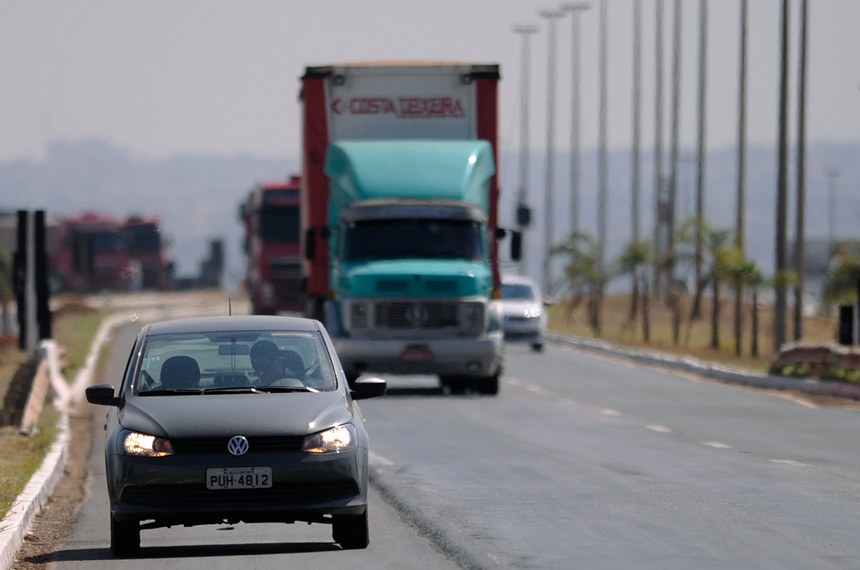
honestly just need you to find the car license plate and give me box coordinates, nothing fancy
[206,466,272,490]
[401,346,434,361]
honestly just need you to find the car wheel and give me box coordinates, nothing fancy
[531,342,544,353]
[110,513,140,557]
[440,375,467,395]
[474,374,499,396]
[332,510,369,549]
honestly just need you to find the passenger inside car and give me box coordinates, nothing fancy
[159,355,200,390]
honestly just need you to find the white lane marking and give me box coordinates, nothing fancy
[769,459,810,468]
[702,441,732,449]
[369,451,395,467]
[526,384,549,396]
[645,424,672,433]
[600,408,621,417]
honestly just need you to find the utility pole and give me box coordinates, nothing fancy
[513,24,539,275]
[653,0,666,295]
[793,0,809,341]
[597,0,608,282]
[692,0,708,319]
[667,0,682,294]
[734,0,748,356]
[774,0,790,351]
[631,0,642,241]
[539,8,565,296]
[561,2,590,236]
[825,168,841,259]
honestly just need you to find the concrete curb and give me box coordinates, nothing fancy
[548,331,860,401]
[0,314,123,570]
[0,300,235,569]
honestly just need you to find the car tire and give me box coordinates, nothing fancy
[531,342,544,353]
[110,513,140,557]
[332,510,369,549]
[474,374,499,396]
[440,375,467,395]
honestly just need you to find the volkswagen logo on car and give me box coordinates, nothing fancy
[404,303,429,327]
[227,435,249,456]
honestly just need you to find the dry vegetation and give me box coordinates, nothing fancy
[549,292,839,375]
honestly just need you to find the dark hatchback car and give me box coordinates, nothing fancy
[86,315,386,557]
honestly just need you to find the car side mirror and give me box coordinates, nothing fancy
[86,383,121,407]
[349,376,387,400]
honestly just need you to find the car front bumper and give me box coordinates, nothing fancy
[108,448,368,525]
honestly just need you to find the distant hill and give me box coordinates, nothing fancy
[2,138,857,295]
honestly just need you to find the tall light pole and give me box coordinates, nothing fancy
[653,0,666,295]
[774,0,790,351]
[513,24,539,275]
[692,0,708,319]
[539,9,565,296]
[825,168,841,258]
[667,0,682,294]
[793,0,809,341]
[597,0,608,282]
[561,2,590,236]
[631,0,642,241]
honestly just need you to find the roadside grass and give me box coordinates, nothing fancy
[0,299,107,520]
[548,293,839,376]
[0,406,59,516]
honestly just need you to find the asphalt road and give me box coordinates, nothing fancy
[38,320,860,569]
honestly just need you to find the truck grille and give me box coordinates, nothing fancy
[375,301,459,329]
[347,299,485,335]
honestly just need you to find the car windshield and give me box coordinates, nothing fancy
[501,282,537,301]
[135,330,337,395]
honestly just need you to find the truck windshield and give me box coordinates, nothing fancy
[344,219,483,261]
[260,206,299,242]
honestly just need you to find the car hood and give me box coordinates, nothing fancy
[118,391,353,439]
[501,299,542,315]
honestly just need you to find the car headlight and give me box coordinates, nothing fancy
[302,423,356,454]
[121,430,175,457]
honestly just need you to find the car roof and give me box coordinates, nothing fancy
[501,274,537,286]
[144,315,323,336]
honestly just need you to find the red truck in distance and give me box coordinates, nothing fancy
[50,212,132,292]
[240,175,303,314]
[122,215,171,290]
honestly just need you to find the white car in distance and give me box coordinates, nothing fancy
[499,275,548,353]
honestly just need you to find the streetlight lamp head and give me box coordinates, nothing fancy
[561,2,591,12]
[539,9,565,19]
[512,24,539,35]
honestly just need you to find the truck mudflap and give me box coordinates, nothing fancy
[332,335,503,381]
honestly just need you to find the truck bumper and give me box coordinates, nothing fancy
[333,334,503,378]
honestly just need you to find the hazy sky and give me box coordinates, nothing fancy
[1,0,858,162]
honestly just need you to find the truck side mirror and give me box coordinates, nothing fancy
[510,231,522,261]
[304,227,332,260]
[304,228,316,260]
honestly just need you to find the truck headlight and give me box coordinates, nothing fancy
[350,302,369,329]
[461,302,485,333]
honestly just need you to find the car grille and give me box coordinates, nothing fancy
[121,480,360,508]
[171,436,306,454]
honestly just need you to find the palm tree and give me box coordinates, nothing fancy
[728,256,759,356]
[705,236,739,350]
[616,239,651,329]
[821,253,860,312]
[551,231,606,336]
